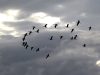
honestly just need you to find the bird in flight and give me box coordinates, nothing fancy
[71,28,74,33]
[76,20,80,26]
[65,24,69,28]
[74,36,77,40]
[29,31,32,35]
[70,36,73,40]
[54,24,58,28]
[32,26,36,30]
[59,36,63,39]
[22,42,25,46]
[35,29,39,33]
[22,37,25,41]
[26,45,29,49]
[31,47,34,50]
[88,26,92,31]
[36,48,40,52]
[43,24,47,28]
[46,54,50,59]
[83,44,86,47]
[74,35,77,40]
[49,36,53,40]
[24,33,27,37]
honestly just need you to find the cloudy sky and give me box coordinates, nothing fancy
[0,0,100,75]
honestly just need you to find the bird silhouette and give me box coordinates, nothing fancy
[31,47,34,50]
[21,42,25,46]
[29,31,32,35]
[74,35,77,40]
[46,54,50,59]
[32,26,36,30]
[35,29,39,33]
[88,26,92,31]
[26,45,29,49]
[70,36,73,40]
[74,36,77,40]
[36,48,40,52]
[76,20,80,26]
[24,42,27,46]
[83,44,86,47]
[24,33,27,37]
[71,28,74,33]
[43,24,47,28]
[49,36,53,40]
[59,36,63,39]
[22,37,25,41]
[54,24,58,28]
[65,24,69,28]
[75,35,77,37]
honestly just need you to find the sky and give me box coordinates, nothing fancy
[0,0,100,75]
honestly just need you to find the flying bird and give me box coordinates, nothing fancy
[35,29,39,33]
[36,48,40,52]
[70,36,73,40]
[26,45,29,49]
[65,24,69,28]
[24,42,27,46]
[49,36,53,40]
[32,26,36,30]
[76,20,80,26]
[29,31,32,35]
[88,26,92,31]
[24,33,27,37]
[22,37,25,41]
[83,44,86,47]
[74,36,77,40]
[59,36,63,39]
[71,28,74,33]
[54,24,58,28]
[43,24,47,28]
[21,42,25,46]
[74,35,77,40]
[31,47,34,50]
[75,35,77,37]
[46,54,50,59]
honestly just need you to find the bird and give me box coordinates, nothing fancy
[26,45,29,49]
[35,29,39,33]
[74,36,77,40]
[88,26,92,31]
[22,37,25,41]
[49,36,53,40]
[24,33,27,37]
[83,44,86,47]
[59,36,63,39]
[70,36,73,40]
[24,42,27,46]
[46,54,50,59]
[31,47,34,50]
[74,35,77,37]
[74,35,77,40]
[36,48,40,52]
[32,26,36,30]
[76,20,80,26]
[29,31,32,35]
[71,28,74,33]
[54,24,58,28]
[65,24,69,28]
[21,42,25,46]
[43,24,47,28]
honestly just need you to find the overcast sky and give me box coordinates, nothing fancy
[0,0,100,75]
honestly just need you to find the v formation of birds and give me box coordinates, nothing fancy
[21,20,92,59]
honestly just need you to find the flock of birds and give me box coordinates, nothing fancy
[21,20,92,59]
